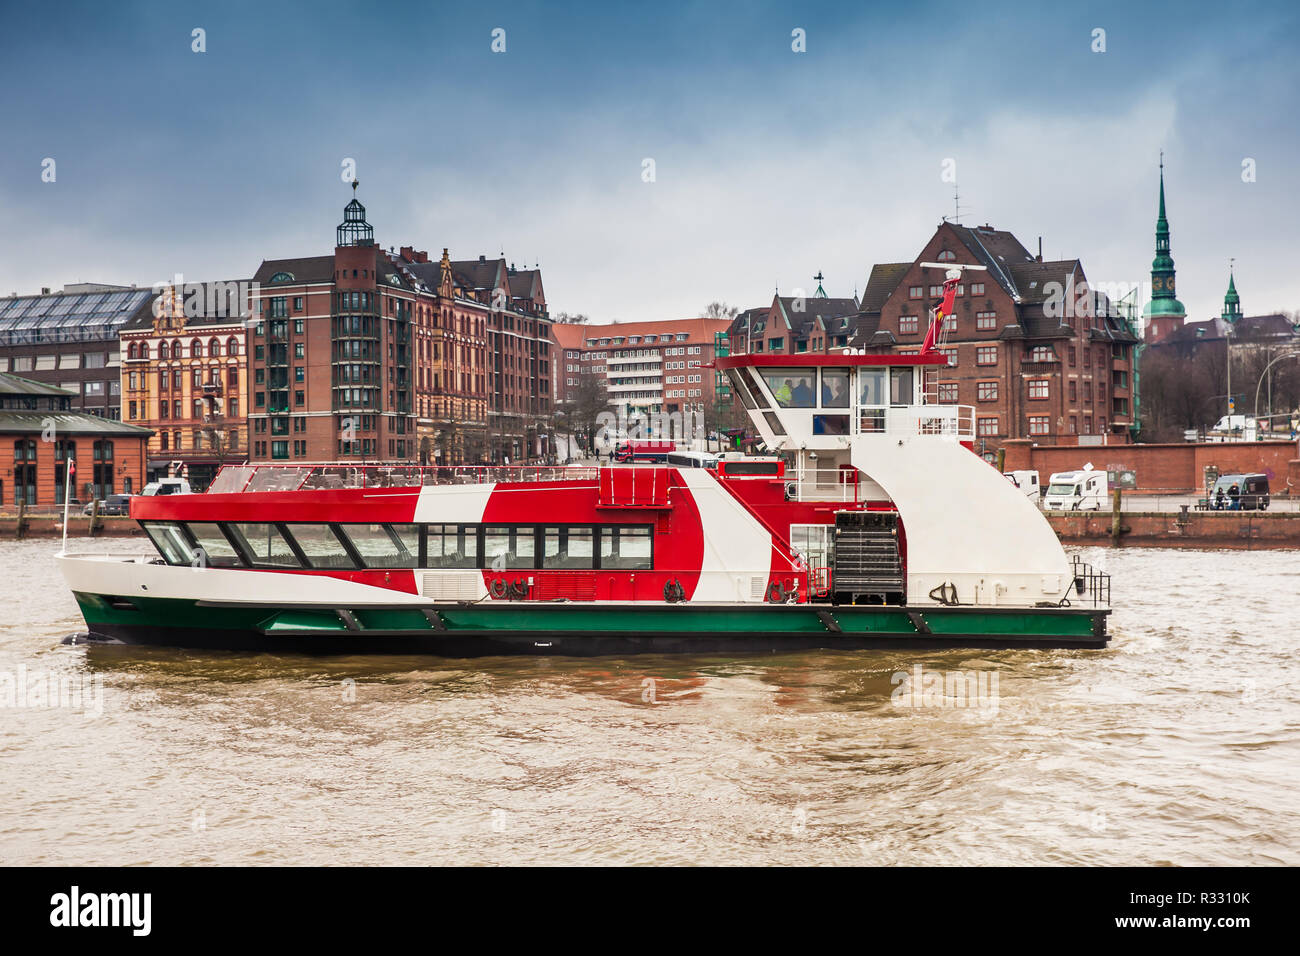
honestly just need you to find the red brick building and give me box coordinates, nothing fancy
[249,193,415,462]
[854,222,1139,454]
[726,290,860,357]
[120,280,250,489]
[2,373,151,507]
[552,317,732,422]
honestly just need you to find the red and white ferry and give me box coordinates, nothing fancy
[58,272,1111,654]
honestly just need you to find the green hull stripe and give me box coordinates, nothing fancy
[74,593,1102,640]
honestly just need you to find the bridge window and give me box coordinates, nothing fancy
[858,368,886,406]
[759,368,815,407]
[820,368,850,407]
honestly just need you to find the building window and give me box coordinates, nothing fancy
[1069,416,1077,434]
[976,311,996,330]
[937,382,959,404]
[1069,380,1077,402]
[1028,416,1050,436]
[977,381,998,402]
[976,346,998,366]
[971,283,985,295]
[977,417,998,437]
[899,315,918,334]
[1029,346,1055,362]
[1028,379,1049,400]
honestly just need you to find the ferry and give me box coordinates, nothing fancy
[58,277,1111,655]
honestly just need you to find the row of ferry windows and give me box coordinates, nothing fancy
[143,521,654,571]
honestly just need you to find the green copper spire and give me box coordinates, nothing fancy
[1143,155,1186,321]
[1221,264,1242,324]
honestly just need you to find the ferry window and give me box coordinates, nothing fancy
[483,525,536,570]
[143,521,196,566]
[726,368,758,410]
[425,523,477,569]
[183,522,244,568]
[889,367,914,406]
[719,460,780,476]
[284,523,356,569]
[812,414,850,436]
[542,526,594,569]
[226,522,302,568]
[820,368,850,407]
[339,523,419,568]
[762,411,788,436]
[600,525,652,570]
[858,368,886,406]
[760,368,815,407]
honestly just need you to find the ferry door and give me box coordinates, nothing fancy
[790,524,833,597]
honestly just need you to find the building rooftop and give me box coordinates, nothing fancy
[0,286,156,347]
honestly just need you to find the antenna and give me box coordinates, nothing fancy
[952,183,969,225]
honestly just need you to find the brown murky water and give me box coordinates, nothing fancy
[1,538,1296,865]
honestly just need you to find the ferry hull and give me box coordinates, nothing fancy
[71,592,1110,655]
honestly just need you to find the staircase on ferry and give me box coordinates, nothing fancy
[832,511,904,604]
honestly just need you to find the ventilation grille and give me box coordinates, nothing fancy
[421,572,482,601]
[750,576,766,600]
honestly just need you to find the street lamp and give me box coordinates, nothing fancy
[1253,349,1300,426]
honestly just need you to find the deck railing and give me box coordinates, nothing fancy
[857,404,975,439]
[208,464,600,494]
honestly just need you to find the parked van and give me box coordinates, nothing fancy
[1210,473,1270,511]
[1004,470,1040,500]
[1043,464,1108,511]
[141,477,193,496]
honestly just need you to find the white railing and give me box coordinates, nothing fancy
[857,404,974,439]
[788,468,860,502]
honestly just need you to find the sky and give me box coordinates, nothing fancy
[1,0,1298,327]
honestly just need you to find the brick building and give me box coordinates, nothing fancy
[853,222,1139,453]
[2,372,151,506]
[249,192,416,463]
[119,281,250,489]
[726,287,860,357]
[448,255,551,462]
[0,284,155,421]
[552,318,732,423]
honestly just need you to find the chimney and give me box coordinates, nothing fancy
[399,246,415,262]
[416,250,428,263]
[1037,237,1043,263]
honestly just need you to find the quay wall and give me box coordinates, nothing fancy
[1049,510,1300,550]
[1002,439,1300,494]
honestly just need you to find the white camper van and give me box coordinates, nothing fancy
[1004,470,1040,500]
[141,477,193,496]
[1043,463,1108,511]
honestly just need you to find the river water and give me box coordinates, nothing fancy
[0,538,1296,866]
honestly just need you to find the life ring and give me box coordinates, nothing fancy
[767,581,786,604]
[489,578,508,599]
[663,579,686,603]
[510,578,528,599]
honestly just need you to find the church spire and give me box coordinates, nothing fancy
[1142,154,1186,333]
[1221,261,1242,324]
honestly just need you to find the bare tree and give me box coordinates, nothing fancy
[704,301,739,320]
[552,312,591,324]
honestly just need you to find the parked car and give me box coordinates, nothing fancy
[83,494,133,516]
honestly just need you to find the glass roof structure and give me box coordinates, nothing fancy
[0,289,153,347]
